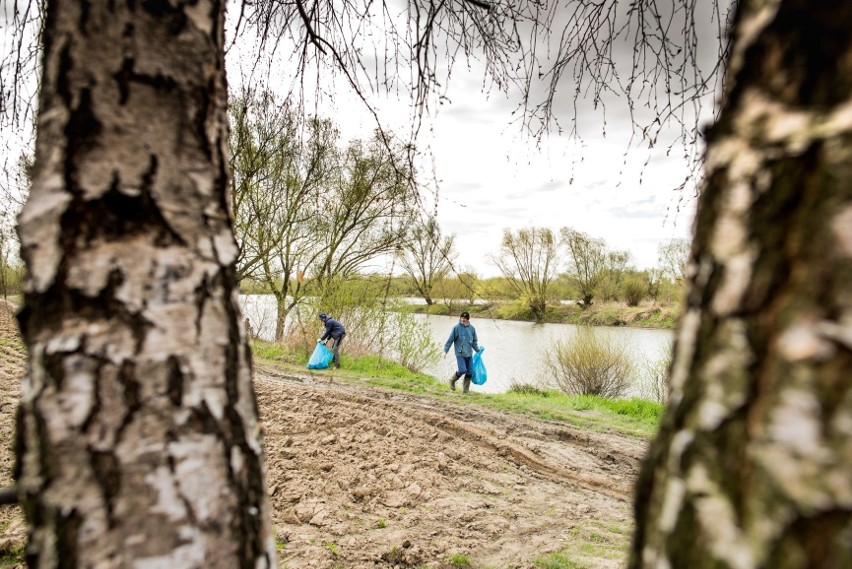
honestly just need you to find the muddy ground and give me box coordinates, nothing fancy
[0,300,648,568]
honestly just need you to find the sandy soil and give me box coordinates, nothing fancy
[0,300,647,568]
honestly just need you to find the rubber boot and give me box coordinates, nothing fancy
[462,376,471,394]
[449,372,459,391]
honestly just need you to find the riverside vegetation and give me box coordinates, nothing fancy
[405,300,679,330]
[2,298,662,568]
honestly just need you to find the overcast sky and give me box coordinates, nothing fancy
[2,2,725,278]
[333,78,702,277]
[228,1,726,278]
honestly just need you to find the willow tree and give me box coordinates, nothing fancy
[630,1,852,567]
[561,227,608,307]
[14,2,276,566]
[230,91,338,341]
[398,215,457,305]
[493,227,559,321]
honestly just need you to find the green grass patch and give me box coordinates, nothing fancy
[251,339,304,365]
[447,553,472,568]
[0,546,25,568]
[487,386,662,438]
[571,394,663,423]
[323,540,340,556]
[533,552,582,569]
[251,342,663,438]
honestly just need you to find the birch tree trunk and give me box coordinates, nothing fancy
[631,1,852,567]
[15,1,277,567]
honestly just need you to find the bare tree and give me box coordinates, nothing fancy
[311,132,420,296]
[14,2,276,566]
[398,215,456,305]
[230,91,338,340]
[493,227,559,321]
[631,1,852,567]
[234,0,729,171]
[657,237,691,282]
[560,227,608,307]
[645,267,665,305]
[600,249,633,301]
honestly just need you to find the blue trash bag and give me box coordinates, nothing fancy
[307,341,334,369]
[471,346,487,385]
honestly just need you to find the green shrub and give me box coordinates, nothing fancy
[546,326,633,398]
[508,381,551,397]
[623,277,648,307]
[494,301,535,321]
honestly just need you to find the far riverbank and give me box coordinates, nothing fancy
[404,300,680,330]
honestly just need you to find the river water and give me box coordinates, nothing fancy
[239,296,674,396]
[418,314,673,395]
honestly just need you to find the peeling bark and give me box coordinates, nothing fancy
[631,1,852,568]
[16,1,277,567]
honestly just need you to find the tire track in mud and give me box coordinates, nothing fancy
[255,366,639,502]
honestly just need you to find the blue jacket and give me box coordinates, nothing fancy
[320,317,346,341]
[444,322,479,358]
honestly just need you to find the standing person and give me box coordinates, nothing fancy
[443,311,480,393]
[318,312,346,369]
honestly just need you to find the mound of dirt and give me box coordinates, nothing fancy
[0,300,648,568]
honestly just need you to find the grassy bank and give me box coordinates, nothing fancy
[404,300,679,329]
[253,339,664,439]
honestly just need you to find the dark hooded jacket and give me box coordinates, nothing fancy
[320,316,346,341]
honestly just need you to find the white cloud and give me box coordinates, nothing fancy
[224,6,714,277]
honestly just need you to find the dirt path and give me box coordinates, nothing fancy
[0,301,647,568]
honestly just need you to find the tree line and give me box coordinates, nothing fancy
[230,89,691,327]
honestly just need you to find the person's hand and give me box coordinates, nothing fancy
[443,350,447,358]
[317,338,323,343]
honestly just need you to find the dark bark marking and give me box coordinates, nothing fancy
[192,274,211,338]
[90,451,121,527]
[55,41,76,110]
[141,0,188,35]
[55,508,81,569]
[114,56,135,105]
[79,0,91,35]
[663,501,707,569]
[116,359,141,440]
[60,160,184,248]
[166,355,184,406]
[769,509,852,569]
[13,404,24,483]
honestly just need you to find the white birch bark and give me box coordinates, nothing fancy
[631,1,852,567]
[16,1,277,567]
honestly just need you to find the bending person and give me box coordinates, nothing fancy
[319,312,346,370]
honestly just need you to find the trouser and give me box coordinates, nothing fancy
[330,334,344,368]
[454,355,473,393]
